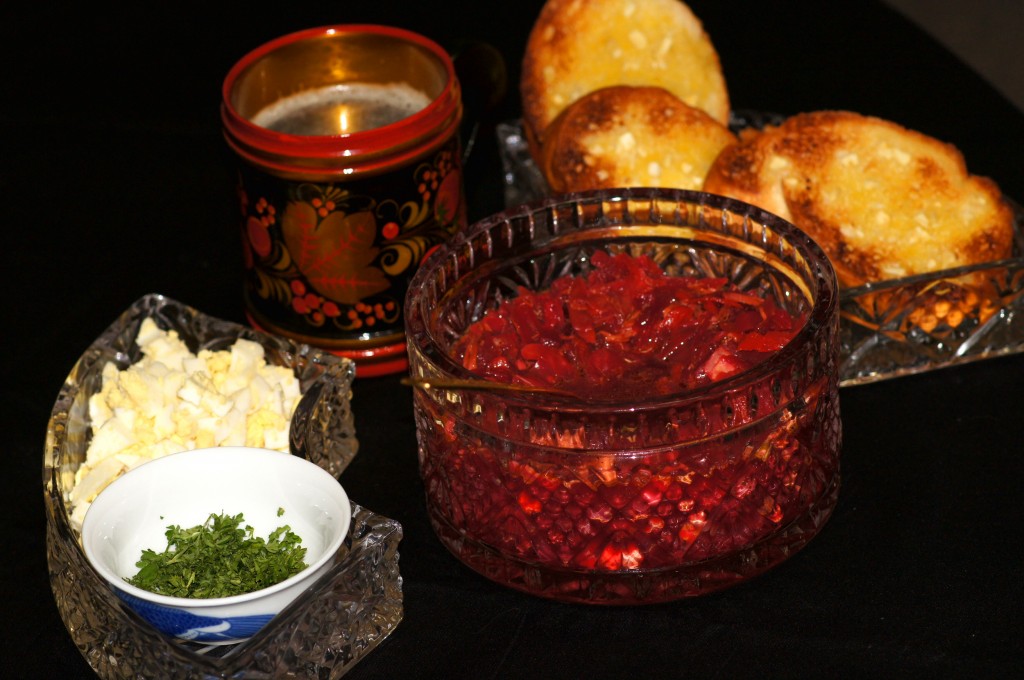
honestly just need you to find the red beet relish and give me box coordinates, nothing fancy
[454,251,807,399]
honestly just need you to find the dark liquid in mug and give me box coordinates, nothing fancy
[252,83,432,136]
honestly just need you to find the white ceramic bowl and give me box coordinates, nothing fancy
[81,446,352,645]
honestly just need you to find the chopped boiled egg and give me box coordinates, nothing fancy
[68,318,302,531]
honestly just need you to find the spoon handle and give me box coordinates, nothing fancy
[400,376,576,398]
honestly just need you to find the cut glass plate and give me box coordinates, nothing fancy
[497,116,1024,386]
[44,294,403,678]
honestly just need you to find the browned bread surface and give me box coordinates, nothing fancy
[521,0,730,150]
[703,110,1015,286]
[540,85,737,192]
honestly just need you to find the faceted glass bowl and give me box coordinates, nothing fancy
[44,294,403,678]
[405,189,842,604]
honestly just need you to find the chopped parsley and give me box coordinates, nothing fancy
[126,511,307,598]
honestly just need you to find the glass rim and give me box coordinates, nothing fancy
[405,187,839,411]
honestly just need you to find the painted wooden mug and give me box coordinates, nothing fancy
[222,25,466,376]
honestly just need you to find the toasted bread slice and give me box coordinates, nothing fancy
[539,85,737,192]
[521,0,730,150]
[703,110,1015,286]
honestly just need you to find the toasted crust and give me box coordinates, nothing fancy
[704,110,1015,286]
[521,0,730,149]
[540,85,737,192]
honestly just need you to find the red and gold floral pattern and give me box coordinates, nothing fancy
[237,140,464,343]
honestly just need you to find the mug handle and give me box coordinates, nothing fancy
[450,40,508,163]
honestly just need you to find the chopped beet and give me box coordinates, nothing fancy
[454,251,805,398]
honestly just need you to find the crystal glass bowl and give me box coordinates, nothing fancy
[405,189,842,604]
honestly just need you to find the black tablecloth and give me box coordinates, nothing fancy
[4,1,1022,677]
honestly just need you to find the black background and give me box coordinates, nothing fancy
[2,1,1022,677]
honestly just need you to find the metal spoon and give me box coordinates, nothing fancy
[400,376,579,399]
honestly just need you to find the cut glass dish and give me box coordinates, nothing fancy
[44,293,403,679]
[497,117,1024,387]
[406,190,842,603]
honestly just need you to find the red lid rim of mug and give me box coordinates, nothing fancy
[221,24,461,161]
